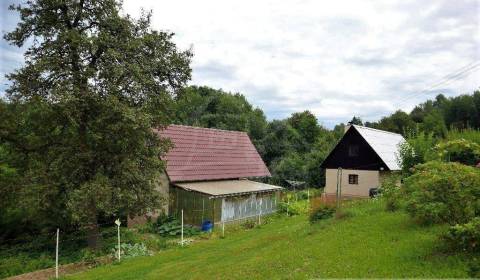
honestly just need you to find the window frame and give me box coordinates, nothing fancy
[348,145,359,157]
[348,174,359,185]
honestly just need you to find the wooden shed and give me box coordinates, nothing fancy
[129,125,282,227]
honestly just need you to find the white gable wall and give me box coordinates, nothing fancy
[324,168,380,197]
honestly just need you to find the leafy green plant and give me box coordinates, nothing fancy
[278,200,308,216]
[433,139,480,166]
[111,243,152,259]
[309,205,336,223]
[442,217,480,253]
[468,258,480,278]
[156,219,200,237]
[80,248,101,266]
[241,219,257,229]
[380,174,402,211]
[403,161,480,225]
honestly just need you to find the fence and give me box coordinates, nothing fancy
[1,188,324,279]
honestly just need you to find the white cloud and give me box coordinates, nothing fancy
[2,0,479,127]
[122,0,479,127]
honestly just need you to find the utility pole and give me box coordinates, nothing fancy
[336,167,343,209]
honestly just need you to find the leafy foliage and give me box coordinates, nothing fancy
[309,205,336,223]
[150,216,200,237]
[398,132,437,175]
[111,243,152,259]
[403,161,480,225]
[277,199,309,216]
[379,174,402,211]
[442,217,480,254]
[1,0,192,247]
[433,139,480,166]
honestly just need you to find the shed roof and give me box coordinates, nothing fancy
[349,125,406,170]
[175,179,282,197]
[156,125,271,182]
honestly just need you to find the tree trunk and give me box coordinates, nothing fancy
[86,201,101,250]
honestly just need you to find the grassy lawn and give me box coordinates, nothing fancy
[68,199,470,279]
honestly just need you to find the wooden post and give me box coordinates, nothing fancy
[336,167,342,209]
[286,195,289,216]
[258,199,262,225]
[55,228,59,279]
[181,209,184,246]
[115,219,121,261]
[307,189,310,210]
[222,221,225,237]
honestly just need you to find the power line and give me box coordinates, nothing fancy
[357,60,480,121]
[395,61,480,105]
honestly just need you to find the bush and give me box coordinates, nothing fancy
[433,139,480,166]
[468,258,480,278]
[380,174,402,211]
[111,243,152,259]
[80,248,101,266]
[278,200,308,216]
[309,205,336,223]
[442,217,480,254]
[156,219,200,237]
[403,161,480,225]
[241,219,257,229]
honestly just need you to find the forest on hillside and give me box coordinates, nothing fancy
[169,86,480,186]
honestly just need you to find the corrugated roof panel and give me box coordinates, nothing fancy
[351,125,406,171]
[175,179,282,197]
[156,125,271,182]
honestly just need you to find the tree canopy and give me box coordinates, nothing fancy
[2,0,192,248]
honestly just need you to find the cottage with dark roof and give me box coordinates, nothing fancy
[321,124,405,198]
[129,125,282,227]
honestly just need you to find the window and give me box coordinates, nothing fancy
[349,174,359,185]
[348,145,359,157]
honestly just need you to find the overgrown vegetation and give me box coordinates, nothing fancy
[68,199,473,279]
[403,161,480,225]
[384,130,480,273]
[147,215,201,237]
[309,205,336,223]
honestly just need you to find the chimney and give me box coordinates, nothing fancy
[344,122,352,133]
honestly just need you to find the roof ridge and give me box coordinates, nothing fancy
[352,124,403,137]
[167,124,247,134]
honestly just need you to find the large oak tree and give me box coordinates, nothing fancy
[2,0,192,248]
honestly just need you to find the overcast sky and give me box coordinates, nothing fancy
[1,0,479,127]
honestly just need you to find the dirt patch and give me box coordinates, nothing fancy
[5,257,113,280]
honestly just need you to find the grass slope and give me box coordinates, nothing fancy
[69,200,469,279]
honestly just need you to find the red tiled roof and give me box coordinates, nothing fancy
[155,125,271,182]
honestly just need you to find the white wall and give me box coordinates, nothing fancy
[324,168,380,197]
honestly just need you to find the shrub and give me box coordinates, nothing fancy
[380,174,402,211]
[111,243,152,259]
[241,219,257,229]
[398,132,437,175]
[80,248,101,266]
[278,200,308,216]
[155,219,200,237]
[433,139,480,166]
[442,217,480,254]
[468,258,480,278]
[403,161,480,225]
[309,205,336,223]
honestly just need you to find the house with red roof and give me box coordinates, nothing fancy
[129,125,282,227]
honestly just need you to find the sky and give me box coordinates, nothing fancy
[1,0,479,128]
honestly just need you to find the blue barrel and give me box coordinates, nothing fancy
[201,220,213,232]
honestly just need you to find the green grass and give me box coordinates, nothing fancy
[69,199,470,279]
